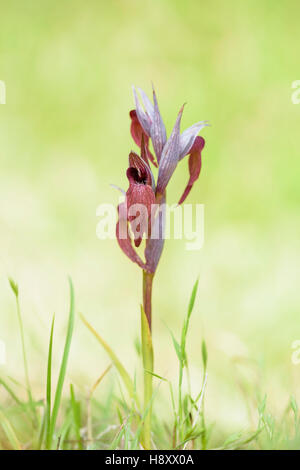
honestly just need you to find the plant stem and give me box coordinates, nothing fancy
[16,295,34,412]
[178,360,183,444]
[141,270,154,449]
[143,270,154,331]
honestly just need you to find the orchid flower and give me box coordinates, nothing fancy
[114,85,209,449]
[116,85,208,277]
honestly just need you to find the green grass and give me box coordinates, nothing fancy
[1,278,300,450]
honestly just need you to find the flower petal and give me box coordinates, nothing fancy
[145,194,166,273]
[128,150,155,190]
[178,136,205,205]
[129,110,157,167]
[110,184,126,196]
[132,86,152,136]
[179,121,209,160]
[126,181,156,247]
[156,105,184,194]
[116,203,146,269]
[150,87,167,162]
[137,87,154,119]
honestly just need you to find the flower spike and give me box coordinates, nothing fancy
[117,85,208,270]
[114,85,209,450]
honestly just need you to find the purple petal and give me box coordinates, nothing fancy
[132,86,152,136]
[150,87,167,162]
[116,203,146,269]
[132,86,153,137]
[126,178,156,247]
[129,110,157,167]
[156,106,184,194]
[138,87,154,119]
[145,195,166,273]
[110,184,126,196]
[179,121,209,160]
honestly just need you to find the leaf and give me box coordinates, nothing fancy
[56,409,73,450]
[80,313,135,402]
[176,427,204,449]
[87,365,112,441]
[8,278,18,298]
[134,336,142,357]
[181,279,199,366]
[0,377,22,406]
[0,411,21,450]
[47,278,75,449]
[187,279,199,320]
[144,369,167,382]
[201,340,208,371]
[258,394,267,416]
[45,315,55,449]
[290,396,298,416]
[10,276,35,422]
[110,424,125,450]
[70,384,83,450]
[170,329,182,363]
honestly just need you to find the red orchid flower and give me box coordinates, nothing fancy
[116,85,209,274]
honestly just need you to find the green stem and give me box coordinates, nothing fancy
[143,270,154,331]
[141,270,154,449]
[178,361,183,444]
[16,296,35,418]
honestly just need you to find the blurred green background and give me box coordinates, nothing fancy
[0,0,299,440]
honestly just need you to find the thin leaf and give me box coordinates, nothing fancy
[45,315,55,449]
[9,277,35,417]
[70,384,83,450]
[202,339,208,372]
[80,313,135,402]
[170,330,182,363]
[87,364,112,441]
[8,278,18,297]
[47,278,75,449]
[144,370,167,382]
[181,279,199,365]
[0,411,21,450]
[0,377,22,406]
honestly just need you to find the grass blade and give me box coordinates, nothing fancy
[0,377,22,406]
[0,411,21,450]
[87,364,112,441]
[181,279,199,365]
[9,278,35,419]
[47,278,75,449]
[80,313,135,402]
[45,315,55,449]
[70,384,83,449]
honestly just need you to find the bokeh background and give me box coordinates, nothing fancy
[0,0,299,442]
